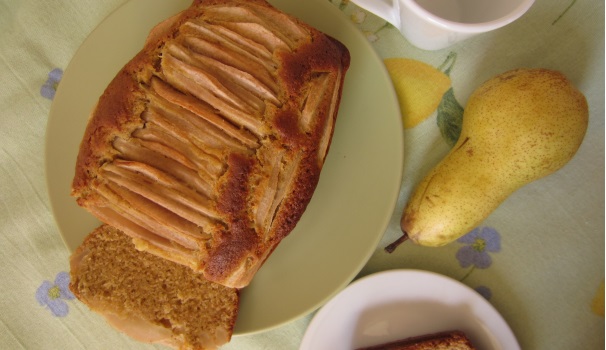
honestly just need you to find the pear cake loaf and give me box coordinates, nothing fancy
[69,224,239,350]
[71,0,350,288]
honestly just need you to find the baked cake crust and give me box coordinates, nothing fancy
[71,0,350,288]
[356,330,476,350]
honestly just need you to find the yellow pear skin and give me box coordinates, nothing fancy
[400,68,588,247]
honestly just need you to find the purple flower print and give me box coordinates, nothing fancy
[456,227,501,269]
[40,68,63,100]
[36,271,75,317]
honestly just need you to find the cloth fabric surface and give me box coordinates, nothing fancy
[0,0,603,349]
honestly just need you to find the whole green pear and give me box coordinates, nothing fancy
[395,68,589,248]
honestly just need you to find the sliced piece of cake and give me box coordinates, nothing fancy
[356,330,476,350]
[69,224,239,350]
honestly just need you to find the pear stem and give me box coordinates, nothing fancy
[384,233,409,253]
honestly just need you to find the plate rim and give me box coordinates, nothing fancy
[43,0,135,251]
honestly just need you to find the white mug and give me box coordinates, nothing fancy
[351,0,535,50]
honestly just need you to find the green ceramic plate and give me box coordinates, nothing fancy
[45,0,403,336]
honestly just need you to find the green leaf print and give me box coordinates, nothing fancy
[437,88,464,147]
[436,52,464,147]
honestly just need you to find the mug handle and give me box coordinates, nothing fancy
[351,0,401,28]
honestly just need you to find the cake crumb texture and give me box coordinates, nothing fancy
[69,224,239,350]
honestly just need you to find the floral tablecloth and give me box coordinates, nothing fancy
[1,0,603,349]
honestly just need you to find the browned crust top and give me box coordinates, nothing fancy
[356,330,476,350]
[71,0,350,288]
